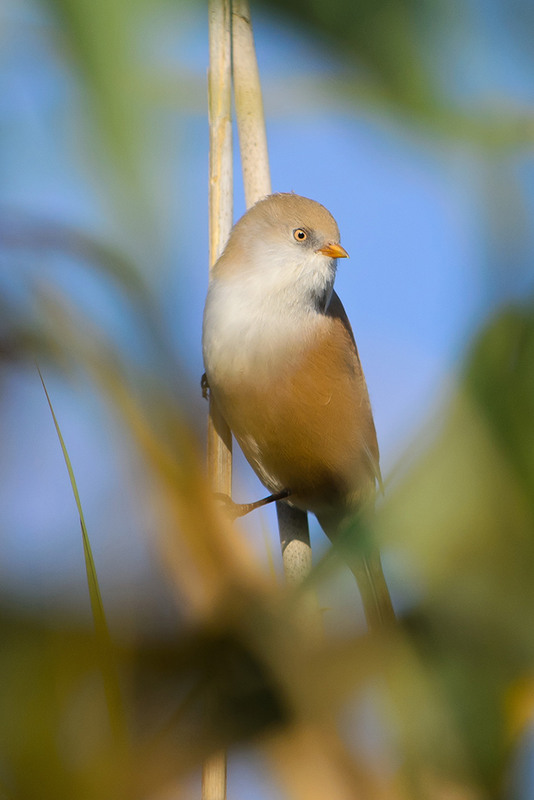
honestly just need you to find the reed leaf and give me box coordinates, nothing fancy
[37,367,128,752]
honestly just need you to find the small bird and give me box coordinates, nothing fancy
[202,193,394,628]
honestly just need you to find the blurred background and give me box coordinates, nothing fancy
[1,0,534,798]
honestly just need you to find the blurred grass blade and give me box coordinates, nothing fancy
[38,367,128,750]
[45,0,144,194]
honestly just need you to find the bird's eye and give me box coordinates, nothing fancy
[293,228,308,242]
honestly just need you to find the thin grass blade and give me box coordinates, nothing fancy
[38,367,128,750]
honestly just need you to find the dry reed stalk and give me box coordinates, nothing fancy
[203,2,232,798]
[207,0,233,494]
[231,0,313,584]
[231,0,271,205]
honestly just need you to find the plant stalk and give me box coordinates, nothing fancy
[203,1,233,799]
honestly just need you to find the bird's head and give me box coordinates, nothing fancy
[214,193,349,307]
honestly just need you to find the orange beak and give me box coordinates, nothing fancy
[316,242,349,259]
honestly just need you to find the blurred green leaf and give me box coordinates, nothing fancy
[259,0,534,148]
[375,298,534,792]
[464,304,534,512]
[44,0,147,187]
[261,0,437,112]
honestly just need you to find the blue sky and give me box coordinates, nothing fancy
[0,0,533,616]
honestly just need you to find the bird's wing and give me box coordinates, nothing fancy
[326,291,358,349]
[326,291,383,493]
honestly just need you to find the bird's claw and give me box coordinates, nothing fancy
[214,489,291,520]
[214,493,240,520]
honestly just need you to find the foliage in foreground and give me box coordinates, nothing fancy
[1,1,534,798]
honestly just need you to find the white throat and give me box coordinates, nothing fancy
[202,251,336,383]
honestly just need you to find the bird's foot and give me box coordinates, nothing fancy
[214,489,291,520]
[201,372,209,400]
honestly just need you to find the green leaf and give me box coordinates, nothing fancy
[38,367,128,752]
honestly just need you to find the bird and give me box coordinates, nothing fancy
[202,192,394,628]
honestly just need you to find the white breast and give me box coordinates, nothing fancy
[203,253,334,385]
[204,280,301,382]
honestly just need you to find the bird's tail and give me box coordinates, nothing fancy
[350,547,395,631]
[318,508,396,631]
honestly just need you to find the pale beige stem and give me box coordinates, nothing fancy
[207,0,233,499]
[276,502,312,587]
[209,0,233,267]
[201,756,228,800]
[231,0,271,206]
[231,0,313,586]
[203,2,232,799]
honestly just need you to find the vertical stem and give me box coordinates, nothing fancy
[208,0,232,495]
[208,0,233,270]
[204,2,232,799]
[231,0,271,206]
[231,0,312,585]
[201,757,228,800]
[276,502,311,587]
